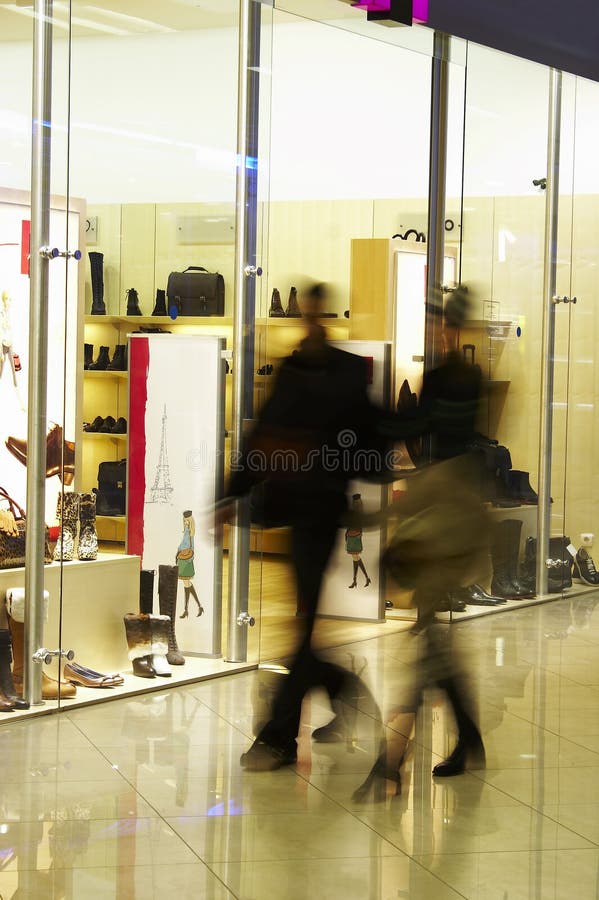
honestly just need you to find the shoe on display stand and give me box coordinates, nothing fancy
[53,492,79,562]
[83,343,94,369]
[158,564,185,665]
[152,288,167,316]
[7,608,76,699]
[88,346,110,370]
[106,345,127,371]
[573,547,599,586]
[89,251,106,315]
[64,661,123,687]
[490,519,533,599]
[285,285,301,317]
[268,288,285,318]
[6,424,75,485]
[126,288,143,316]
[0,629,28,709]
[77,492,98,561]
[123,613,156,678]
[139,569,154,615]
[149,614,172,677]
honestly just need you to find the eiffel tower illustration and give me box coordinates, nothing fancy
[148,404,174,503]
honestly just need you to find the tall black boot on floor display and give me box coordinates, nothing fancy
[126,288,143,316]
[139,569,155,615]
[89,251,106,315]
[490,518,531,599]
[158,565,185,665]
[152,289,167,316]
[268,288,285,318]
[285,286,301,317]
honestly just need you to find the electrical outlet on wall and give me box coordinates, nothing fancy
[581,533,594,548]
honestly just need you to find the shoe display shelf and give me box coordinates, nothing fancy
[82,314,241,545]
[0,555,255,722]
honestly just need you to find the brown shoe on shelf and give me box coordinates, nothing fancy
[12,670,77,700]
[63,663,116,688]
[5,423,75,485]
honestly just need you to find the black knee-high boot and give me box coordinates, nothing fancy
[349,561,359,588]
[357,558,371,586]
[188,583,204,616]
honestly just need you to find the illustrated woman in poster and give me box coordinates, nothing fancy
[346,493,371,588]
[177,510,204,617]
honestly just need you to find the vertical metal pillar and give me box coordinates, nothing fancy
[24,0,54,705]
[424,31,450,375]
[536,69,562,597]
[226,0,262,662]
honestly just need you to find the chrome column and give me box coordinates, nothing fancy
[24,0,54,706]
[226,0,262,662]
[536,69,562,597]
[424,31,450,375]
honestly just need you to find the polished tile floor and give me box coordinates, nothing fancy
[1,594,599,898]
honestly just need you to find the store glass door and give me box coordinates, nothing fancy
[559,72,599,625]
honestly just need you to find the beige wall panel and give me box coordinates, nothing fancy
[119,204,156,315]
[154,202,236,316]
[265,199,374,318]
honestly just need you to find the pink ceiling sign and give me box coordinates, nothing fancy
[350,0,429,24]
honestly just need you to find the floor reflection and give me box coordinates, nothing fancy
[0,596,598,897]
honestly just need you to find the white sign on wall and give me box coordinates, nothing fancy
[319,340,392,622]
[127,334,225,657]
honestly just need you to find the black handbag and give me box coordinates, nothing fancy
[521,535,573,593]
[166,266,225,316]
[94,459,127,516]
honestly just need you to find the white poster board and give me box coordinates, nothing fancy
[127,334,225,657]
[319,340,392,622]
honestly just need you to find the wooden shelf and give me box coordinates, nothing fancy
[488,380,511,389]
[85,315,233,327]
[84,370,127,380]
[82,431,127,442]
[96,514,127,524]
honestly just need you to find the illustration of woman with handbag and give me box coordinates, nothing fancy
[177,510,203,618]
[346,493,371,588]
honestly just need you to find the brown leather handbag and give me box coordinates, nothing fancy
[0,486,52,569]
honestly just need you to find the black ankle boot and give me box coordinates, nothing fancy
[152,289,167,316]
[89,251,106,315]
[83,343,94,370]
[106,345,127,371]
[126,288,143,316]
[88,346,110,370]
[285,286,301,317]
[269,288,285,318]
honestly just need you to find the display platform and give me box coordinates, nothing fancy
[385,582,599,624]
